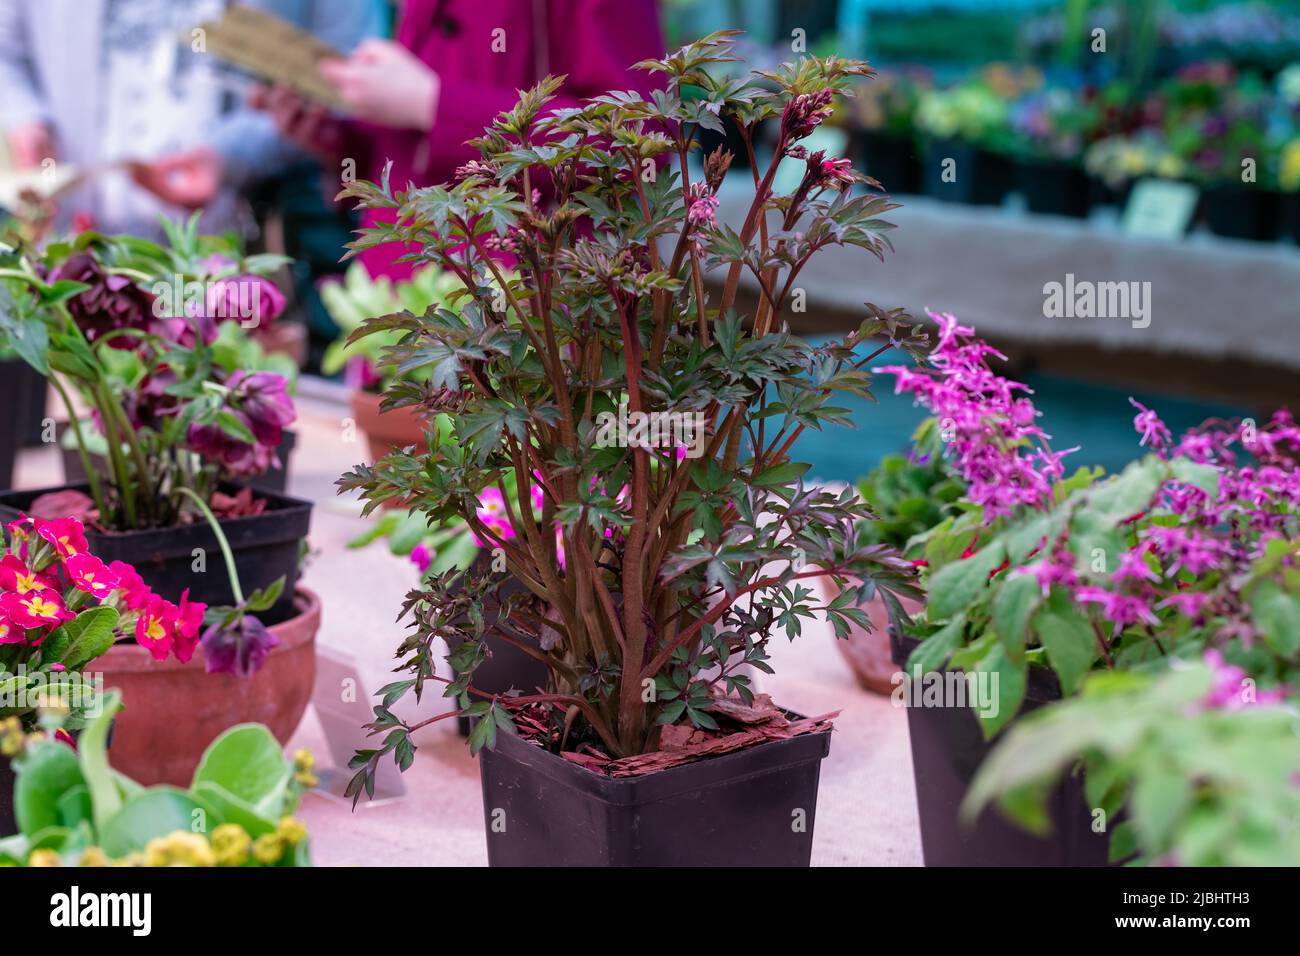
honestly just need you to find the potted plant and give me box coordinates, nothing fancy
[1009,86,1099,218]
[58,319,302,496]
[915,66,1032,206]
[0,511,208,831]
[0,219,312,623]
[2,691,314,866]
[850,67,931,195]
[338,33,924,866]
[319,261,465,462]
[827,418,962,694]
[966,652,1300,866]
[882,313,1300,865]
[1157,62,1277,240]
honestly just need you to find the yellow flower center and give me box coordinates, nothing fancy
[24,596,58,618]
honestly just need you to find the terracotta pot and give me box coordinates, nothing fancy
[90,588,321,786]
[349,389,427,463]
[823,574,924,695]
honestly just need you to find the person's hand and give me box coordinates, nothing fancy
[250,84,344,162]
[6,122,56,170]
[130,147,223,209]
[319,39,439,132]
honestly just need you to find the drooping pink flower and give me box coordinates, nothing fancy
[135,596,178,661]
[410,542,433,574]
[108,561,153,611]
[171,590,207,664]
[687,181,719,228]
[35,517,89,561]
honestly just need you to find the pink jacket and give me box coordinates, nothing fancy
[344,0,664,278]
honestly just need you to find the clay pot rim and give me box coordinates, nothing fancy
[94,587,321,673]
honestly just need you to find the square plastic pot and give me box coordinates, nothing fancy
[1017,159,1091,218]
[478,714,832,866]
[922,139,1014,206]
[891,626,1111,866]
[0,484,311,624]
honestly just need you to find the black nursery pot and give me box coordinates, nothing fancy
[1200,185,1279,242]
[1280,191,1300,244]
[856,130,922,195]
[891,627,1110,867]
[0,755,14,837]
[0,484,311,624]
[0,358,44,491]
[61,430,298,496]
[1017,159,1090,218]
[479,716,832,866]
[922,139,1014,206]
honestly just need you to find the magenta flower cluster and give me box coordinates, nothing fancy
[879,312,1074,521]
[904,317,1300,684]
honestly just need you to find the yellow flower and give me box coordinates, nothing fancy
[79,847,110,867]
[294,769,319,788]
[276,817,308,847]
[1280,140,1300,192]
[252,833,284,865]
[28,849,62,867]
[144,831,216,867]
[211,824,252,867]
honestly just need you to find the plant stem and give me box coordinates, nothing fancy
[48,376,106,517]
[175,486,243,605]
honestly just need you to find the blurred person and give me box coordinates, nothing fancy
[254,0,664,279]
[0,0,377,236]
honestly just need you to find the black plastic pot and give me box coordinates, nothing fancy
[922,139,1014,206]
[1017,159,1090,218]
[1200,185,1279,242]
[0,358,43,490]
[856,130,922,195]
[16,362,47,447]
[1280,192,1300,245]
[60,430,298,496]
[479,713,832,866]
[0,755,14,837]
[891,627,1111,866]
[0,484,311,624]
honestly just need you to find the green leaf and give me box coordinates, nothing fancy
[904,612,966,676]
[98,789,212,857]
[42,606,120,670]
[1250,581,1300,657]
[991,572,1040,664]
[1033,605,1098,696]
[974,641,1026,738]
[751,461,811,488]
[926,542,1006,622]
[191,724,291,817]
[78,691,124,833]
[15,742,86,837]
[56,785,92,829]
[190,781,277,837]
